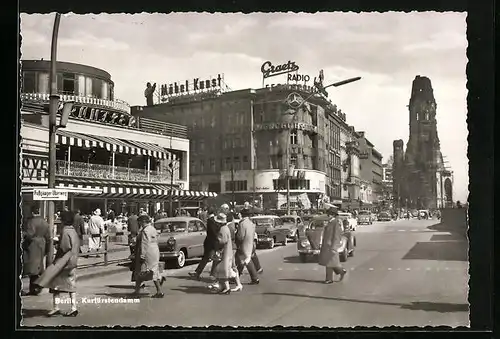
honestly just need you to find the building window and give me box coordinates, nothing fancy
[273,179,310,190]
[200,160,205,173]
[38,73,49,94]
[233,157,241,170]
[290,130,298,145]
[233,137,241,148]
[223,139,231,150]
[210,158,216,172]
[225,180,247,192]
[225,157,232,170]
[22,72,36,93]
[91,78,102,98]
[62,73,76,94]
[199,139,205,151]
[208,182,221,193]
[290,154,297,168]
[190,161,196,173]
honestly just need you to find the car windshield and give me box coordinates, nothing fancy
[252,218,273,226]
[154,221,187,233]
[359,211,370,215]
[379,212,390,217]
[280,217,295,224]
[309,219,328,229]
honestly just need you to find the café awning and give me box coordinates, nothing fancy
[56,129,171,160]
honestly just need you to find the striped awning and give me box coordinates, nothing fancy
[55,178,217,201]
[56,130,170,160]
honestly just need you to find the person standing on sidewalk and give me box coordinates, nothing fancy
[132,215,165,298]
[127,211,139,257]
[188,207,219,281]
[235,208,260,285]
[87,209,104,257]
[22,206,51,296]
[318,206,347,284]
[73,209,86,254]
[212,213,237,294]
[36,211,80,317]
[226,212,243,292]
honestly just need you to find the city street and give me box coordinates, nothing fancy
[21,218,469,327]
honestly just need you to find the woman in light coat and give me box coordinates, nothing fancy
[318,207,347,284]
[132,215,165,297]
[213,213,236,294]
[35,211,80,317]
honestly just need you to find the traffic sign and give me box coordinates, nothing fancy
[33,188,69,201]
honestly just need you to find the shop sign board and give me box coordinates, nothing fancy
[21,154,48,184]
[33,188,68,201]
[254,122,318,133]
[70,104,136,127]
[160,74,223,98]
[261,61,300,79]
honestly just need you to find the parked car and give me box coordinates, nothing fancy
[297,214,356,263]
[357,210,373,225]
[279,215,304,242]
[338,212,358,231]
[251,215,289,249]
[377,211,392,222]
[130,216,207,268]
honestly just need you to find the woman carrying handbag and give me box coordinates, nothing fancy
[131,215,165,298]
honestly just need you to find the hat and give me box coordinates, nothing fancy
[214,213,227,224]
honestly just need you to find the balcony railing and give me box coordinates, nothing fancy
[21,92,131,114]
[56,160,178,183]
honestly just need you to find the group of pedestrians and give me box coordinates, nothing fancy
[188,203,263,294]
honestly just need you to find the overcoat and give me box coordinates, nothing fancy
[235,217,255,264]
[215,224,235,280]
[42,225,80,293]
[23,216,51,276]
[203,217,220,254]
[132,225,160,281]
[318,217,343,268]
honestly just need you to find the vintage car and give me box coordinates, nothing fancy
[251,215,289,249]
[418,210,431,219]
[279,215,304,242]
[377,211,392,222]
[357,210,373,225]
[338,212,358,231]
[151,217,207,268]
[297,214,356,263]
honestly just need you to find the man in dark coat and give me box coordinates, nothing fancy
[73,209,86,253]
[127,211,139,257]
[318,206,347,284]
[22,206,51,295]
[189,207,219,280]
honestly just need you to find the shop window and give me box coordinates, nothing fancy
[22,72,36,93]
[225,180,247,192]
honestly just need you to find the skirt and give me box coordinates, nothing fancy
[88,235,101,250]
[48,268,77,293]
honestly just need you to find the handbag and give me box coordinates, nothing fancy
[211,250,222,262]
[137,269,154,282]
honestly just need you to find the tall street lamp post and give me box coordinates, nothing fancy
[46,13,62,265]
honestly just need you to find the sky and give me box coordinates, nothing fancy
[19,12,468,202]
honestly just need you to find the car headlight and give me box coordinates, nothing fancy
[300,239,310,247]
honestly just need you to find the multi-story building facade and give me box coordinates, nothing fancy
[132,83,351,212]
[382,158,394,208]
[356,131,384,205]
[21,60,215,218]
[340,124,362,209]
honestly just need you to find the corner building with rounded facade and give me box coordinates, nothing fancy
[132,84,358,212]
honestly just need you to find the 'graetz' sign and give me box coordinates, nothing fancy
[160,74,223,98]
[69,104,136,127]
[254,122,318,133]
[22,154,49,184]
[261,61,300,79]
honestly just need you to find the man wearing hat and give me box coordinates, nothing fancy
[318,205,347,284]
[189,207,220,280]
[87,208,105,257]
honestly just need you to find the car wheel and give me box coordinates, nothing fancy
[268,238,275,249]
[339,248,348,262]
[175,249,187,268]
[282,237,288,246]
[299,253,307,263]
